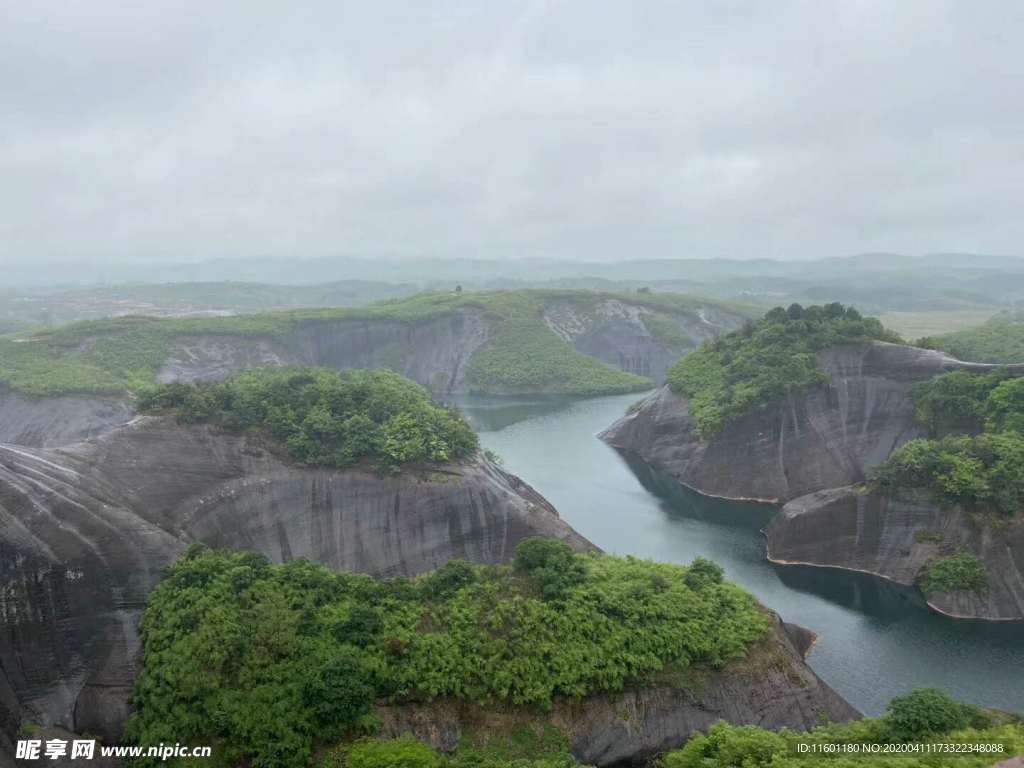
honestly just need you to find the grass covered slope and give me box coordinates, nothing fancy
[667,303,901,436]
[920,312,1024,364]
[139,367,478,471]
[127,543,769,767]
[0,288,746,397]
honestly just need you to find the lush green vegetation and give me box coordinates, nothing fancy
[314,689,1023,768]
[0,289,745,397]
[320,729,576,768]
[667,303,901,436]
[872,368,1024,520]
[871,433,1024,519]
[139,368,477,472]
[917,554,989,597]
[910,369,1020,436]
[920,312,1024,364]
[127,544,768,767]
[661,688,1020,768]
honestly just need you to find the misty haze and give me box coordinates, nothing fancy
[1,3,1023,767]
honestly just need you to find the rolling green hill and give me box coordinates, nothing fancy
[0,289,754,397]
[920,312,1024,364]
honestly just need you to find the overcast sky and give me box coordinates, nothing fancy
[1,1,1022,265]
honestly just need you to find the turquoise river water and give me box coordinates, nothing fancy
[454,392,1024,717]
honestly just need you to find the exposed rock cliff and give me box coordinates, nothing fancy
[376,614,857,766]
[767,486,1024,621]
[544,299,745,384]
[600,342,1024,503]
[157,308,490,394]
[0,391,132,449]
[0,418,589,746]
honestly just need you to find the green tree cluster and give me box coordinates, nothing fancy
[127,544,769,767]
[917,553,989,596]
[667,303,900,436]
[910,369,1020,435]
[871,369,1024,519]
[138,367,478,472]
[871,433,1024,518]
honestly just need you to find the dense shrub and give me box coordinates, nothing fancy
[886,688,990,741]
[661,702,1021,768]
[918,554,989,596]
[127,546,768,768]
[138,367,478,472]
[871,433,1024,518]
[667,303,899,436]
[512,539,587,599]
[909,370,1013,435]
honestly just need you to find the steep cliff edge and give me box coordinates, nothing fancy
[376,614,857,766]
[600,342,1022,503]
[766,486,1024,621]
[0,418,589,745]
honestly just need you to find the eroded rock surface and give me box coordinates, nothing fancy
[0,418,589,746]
[544,299,745,384]
[767,486,1024,621]
[0,391,133,449]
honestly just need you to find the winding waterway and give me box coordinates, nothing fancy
[454,392,1024,718]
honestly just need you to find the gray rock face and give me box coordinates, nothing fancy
[376,614,858,767]
[600,342,1024,503]
[0,391,133,449]
[0,419,590,746]
[544,299,746,384]
[767,487,1024,621]
[157,309,490,394]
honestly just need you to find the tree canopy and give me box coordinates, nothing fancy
[668,303,899,435]
[138,367,478,472]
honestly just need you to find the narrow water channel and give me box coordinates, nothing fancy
[454,392,1024,717]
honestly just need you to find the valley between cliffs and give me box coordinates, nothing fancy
[0,413,857,764]
[0,417,589,750]
[600,341,1024,621]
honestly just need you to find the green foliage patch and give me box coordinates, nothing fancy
[661,689,1019,768]
[918,554,989,596]
[871,433,1024,519]
[667,303,900,436]
[910,369,1019,436]
[139,367,478,472]
[921,313,1024,364]
[127,544,769,767]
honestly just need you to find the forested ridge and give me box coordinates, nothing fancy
[127,544,769,767]
[139,367,478,471]
[667,303,900,436]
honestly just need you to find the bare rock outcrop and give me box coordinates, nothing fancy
[766,486,1024,621]
[0,419,589,747]
[0,391,133,449]
[377,614,857,766]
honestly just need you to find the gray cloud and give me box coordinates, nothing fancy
[1,0,1021,265]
